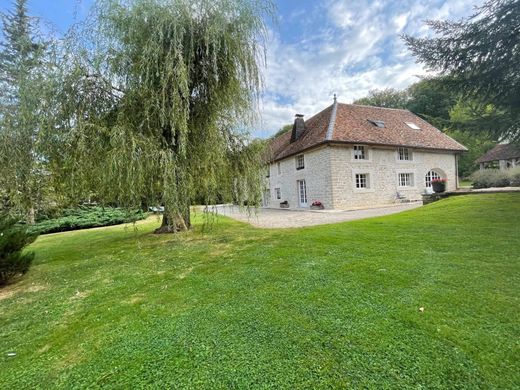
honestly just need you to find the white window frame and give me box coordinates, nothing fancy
[397,147,413,161]
[266,165,270,177]
[297,180,308,206]
[398,172,414,187]
[277,162,281,175]
[275,187,282,200]
[353,145,368,161]
[295,154,305,170]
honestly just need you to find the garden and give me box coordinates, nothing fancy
[1,194,519,388]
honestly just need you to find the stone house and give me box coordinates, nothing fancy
[264,98,467,210]
[476,143,520,170]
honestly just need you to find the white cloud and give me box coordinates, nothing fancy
[256,0,482,137]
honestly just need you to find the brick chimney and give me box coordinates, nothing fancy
[290,114,305,143]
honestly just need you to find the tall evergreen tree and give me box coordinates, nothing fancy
[0,0,49,223]
[51,0,272,233]
[403,0,520,142]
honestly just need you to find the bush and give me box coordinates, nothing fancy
[470,169,512,189]
[28,206,148,235]
[509,167,520,187]
[0,214,38,286]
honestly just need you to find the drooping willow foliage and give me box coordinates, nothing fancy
[49,0,273,232]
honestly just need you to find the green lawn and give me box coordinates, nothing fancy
[459,179,473,188]
[1,194,519,389]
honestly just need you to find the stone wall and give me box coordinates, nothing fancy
[267,145,333,209]
[268,144,458,210]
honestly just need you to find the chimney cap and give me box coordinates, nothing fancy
[295,113,304,118]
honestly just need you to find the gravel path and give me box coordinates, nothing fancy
[212,202,422,228]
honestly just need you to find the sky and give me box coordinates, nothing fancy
[1,0,483,137]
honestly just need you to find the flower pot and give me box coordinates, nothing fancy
[432,181,446,193]
[279,202,289,208]
[310,205,324,210]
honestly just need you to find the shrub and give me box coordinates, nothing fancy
[470,169,511,189]
[509,167,520,187]
[0,214,38,286]
[28,206,148,235]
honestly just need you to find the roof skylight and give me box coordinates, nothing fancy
[368,120,385,128]
[405,122,421,130]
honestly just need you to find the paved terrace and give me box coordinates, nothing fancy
[210,202,422,229]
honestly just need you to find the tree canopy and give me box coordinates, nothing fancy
[0,0,51,223]
[403,0,520,142]
[47,0,273,232]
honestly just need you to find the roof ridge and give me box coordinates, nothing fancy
[348,103,410,112]
[325,98,338,141]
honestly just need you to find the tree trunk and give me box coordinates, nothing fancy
[154,203,191,234]
[27,206,36,225]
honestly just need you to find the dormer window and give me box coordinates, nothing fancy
[405,122,421,130]
[354,145,367,160]
[295,154,305,170]
[368,120,385,128]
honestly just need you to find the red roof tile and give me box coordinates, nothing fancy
[269,102,467,161]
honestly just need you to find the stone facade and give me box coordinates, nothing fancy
[265,144,459,210]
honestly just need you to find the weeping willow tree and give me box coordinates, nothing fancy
[50,0,272,233]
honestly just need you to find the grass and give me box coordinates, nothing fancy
[1,194,519,389]
[459,179,473,188]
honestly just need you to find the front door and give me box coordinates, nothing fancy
[297,180,308,207]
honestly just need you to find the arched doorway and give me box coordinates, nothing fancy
[425,169,446,192]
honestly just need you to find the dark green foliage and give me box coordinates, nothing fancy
[0,213,37,285]
[271,123,293,138]
[0,0,52,223]
[28,206,148,235]
[353,87,408,108]
[403,0,520,142]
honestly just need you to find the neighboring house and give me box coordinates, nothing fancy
[264,98,467,210]
[476,143,520,170]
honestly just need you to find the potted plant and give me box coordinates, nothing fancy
[279,200,289,208]
[431,178,447,193]
[310,200,324,210]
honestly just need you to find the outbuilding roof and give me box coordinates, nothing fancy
[476,143,520,163]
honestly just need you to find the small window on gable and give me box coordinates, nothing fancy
[277,162,281,175]
[405,122,421,130]
[368,120,385,128]
[266,165,270,177]
[296,154,305,170]
[354,145,367,160]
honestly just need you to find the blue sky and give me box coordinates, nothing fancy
[1,0,483,137]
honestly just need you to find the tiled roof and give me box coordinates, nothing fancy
[269,102,467,162]
[476,144,520,163]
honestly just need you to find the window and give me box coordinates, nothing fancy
[275,187,281,200]
[355,173,369,189]
[297,180,308,206]
[397,147,412,161]
[368,120,385,128]
[354,145,367,160]
[266,165,270,177]
[398,173,414,187]
[405,122,421,130]
[296,154,305,170]
[277,162,281,175]
[425,170,441,188]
